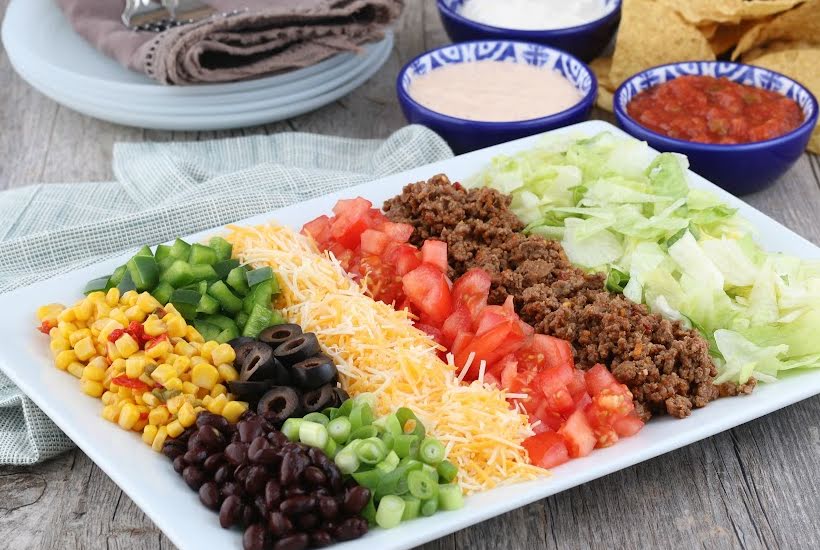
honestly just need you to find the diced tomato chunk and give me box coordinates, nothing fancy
[451,268,492,318]
[566,369,588,401]
[558,410,597,458]
[331,197,372,217]
[420,240,448,273]
[402,264,452,326]
[415,323,444,346]
[584,363,619,396]
[441,305,472,348]
[450,330,474,358]
[381,221,415,243]
[360,229,390,255]
[522,431,570,469]
[302,214,331,244]
[396,246,422,276]
[613,414,645,437]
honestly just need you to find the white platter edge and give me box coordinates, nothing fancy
[0,120,818,550]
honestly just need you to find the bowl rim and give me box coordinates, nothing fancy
[396,39,597,129]
[613,60,820,152]
[436,0,622,36]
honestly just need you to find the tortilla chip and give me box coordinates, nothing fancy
[590,57,614,90]
[610,0,715,86]
[698,22,720,39]
[709,20,766,55]
[658,0,803,25]
[743,39,816,61]
[745,47,820,154]
[733,0,820,58]
[596,85,614,112]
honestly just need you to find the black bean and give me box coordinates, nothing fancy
[239,409,256,422]
[219,495,243,529]
[310,530,333,548]
[312,487,330,497]
[267,511,293,537]
[182,466,206,491]
[248,436,278,465]
[238,417,266,443]
[280,495,316,516]
[296,512,318,531]
[341,486,370,515]
[267,430,289,446]
[197,425,226,450]
[197,411,231,433]
[187,433,202,451]
[273,533,309,550]
[334,517,368,541]
[254,495,268,518]
[302,466,327,487]
[241,505,259,528]
[178,427,196,443]
[224,442,249,466]
[183,448,208,465]
[242,523,267,550]
[317,496,338,520]
[279,452,310,486]
[198,481,220,510]
[284,486,307,498]
[161,442,185,460]
[172,455,187,474]
[214,464,233,485]
[264,480,282,509]
[220,481,243,498]
[244,465,269,495]
[203,452,225,472]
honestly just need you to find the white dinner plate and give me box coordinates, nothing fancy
[1,121,818,550]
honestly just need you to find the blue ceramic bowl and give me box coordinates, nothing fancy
[614,61,818,195]
[397,40,597,154]
[436,0,621,62]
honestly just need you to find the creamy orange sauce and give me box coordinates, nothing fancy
[408,61,582,122]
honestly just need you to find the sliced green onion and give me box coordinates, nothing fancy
[323,407,339,420]
[376,450,400,474]
[408,470,438,500]
[299,421,328,449]
[436,459,458,483]
[349,404,373,432]
[380,432,395,452]
[419,437,445,465]
[375,495,406,529]
[351,468,382,490]
[337,398,354,418]
[356,437,387,465]
[302,412,329,426]
[401,496,421,521]
[437,483,464,511]
[393,434,419,459]
[334,442,360,475]
[328,416,352,444]
[353,392,376,409]
[396,407,425,439]
[349,425,378,441]
[422,463,439,482]
[281,418,303,442]
[323,437,338,459]
[361,495,377,525]
[421,497,438,517]
[384,414,402,437]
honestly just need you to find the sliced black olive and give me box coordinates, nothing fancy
[226,380,275,401]
[259,323,303,348]
[240,342,289,384]
[233,341,258,368]
[228,336,255,352]
[274,333,322,367]
[332,387,350,407]
[257,386,302,425]
[290,355,337,390]
[301,384,336,414]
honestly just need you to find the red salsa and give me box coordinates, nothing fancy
[627,75,804,144]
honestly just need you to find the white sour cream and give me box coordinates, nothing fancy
[408,61,583,122]
[459,0,608,31]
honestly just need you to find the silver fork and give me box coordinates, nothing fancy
[122,0,218,32]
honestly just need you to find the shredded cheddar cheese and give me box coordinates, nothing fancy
[225,223,545,493]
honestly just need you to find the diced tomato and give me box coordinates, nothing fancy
[360,255,403,305]
[402,264,452,326]
[108,328,126,343]
[331,197,372,217]
[451,268,492,318]
[584,364,619,396]
[483,372,501,388]
[37,320,55,334]
[573,392,592,412]
[522,431,570,469]
[558,409,596,458]
[613,414,645,437]
[450,331,474,358]
[454,321,524,381]
[360,229,390,255]
[381,221,414,243]
[145,333,169,350]
[537,367,575,415]
[566,370,588,402]
[126,321,147,345]
[302,214,332,244]
[415,323,444,346]
[111,375,150,392]
[420,240,448,273]
[440,305,472,348]
[330,216,369,249]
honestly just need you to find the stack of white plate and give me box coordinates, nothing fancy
[1,0,393,130]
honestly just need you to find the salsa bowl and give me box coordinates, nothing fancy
[613,61,818,195]
[397,40,596,153]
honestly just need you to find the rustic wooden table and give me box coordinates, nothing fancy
[2,2,820,549]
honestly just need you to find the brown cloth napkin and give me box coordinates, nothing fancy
[55,0,403,85]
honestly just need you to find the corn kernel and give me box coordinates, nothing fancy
[118,403,140,430]
[142,424,159,445]
[81,379,104,398]
[106,341,122,362]
[37,303,65,321]
[181,381,199,395]
[99,319,124,342]
[101,391,118,405]
[104,288,120,307]
[143,318,167,338]
[67,362,85,379]
[101,404,118,422]
[166,419,184,438]
[58,307,76,323]
[191,363,219,390]
[118,386,133,399]
[74,300,94,322]
[115,333,139,358]
[137,292,161,313]
[206,393,228,414]
[151,426,168,452]
[83,363,106,383]
[164,377,183,392]
[164,315,186,338]
[217,364,239,383]
[57,320,78,336]
[210,383,227,397]
[68,328,92,347]
[49,338,71,357]
[72,336,96,361]
[121,290,139,307]
[166,395,185,415]
[221,401,248,423]
[174,340,196,357]
[172,355,191,375]
[190,356,207,368]
[95,302,112,319]
[138,374,154,388]
[124,305,147,323]
[212,343,236,365]
[178,402,197,428]
[133,418,148,432]
[150,363,177,385]
[55,350,78,371]
[142,392,160,408]
[199,341,219,362]
[148,406,170,426]
[185,325,204,343]
[109,307,129,326]
[145,340,172,360]
[125,356,146,379]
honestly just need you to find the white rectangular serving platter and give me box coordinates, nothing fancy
[1,120,818,550]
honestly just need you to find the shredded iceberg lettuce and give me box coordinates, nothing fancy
[468,131,820,385]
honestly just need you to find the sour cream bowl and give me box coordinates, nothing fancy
[397,40,596,153]
[436,0,621,62]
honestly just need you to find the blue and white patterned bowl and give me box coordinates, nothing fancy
[436,0,621,62]
[614,61,819,195]
[397,40,596,153]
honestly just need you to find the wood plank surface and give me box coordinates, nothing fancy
[1,1,819,549]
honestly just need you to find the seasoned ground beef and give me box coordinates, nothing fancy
[383,175,754,420]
